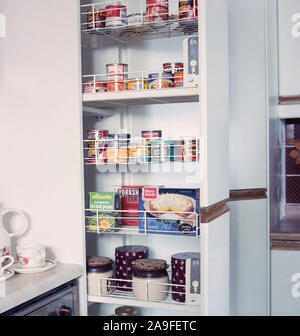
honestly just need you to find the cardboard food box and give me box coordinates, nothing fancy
[118,186,142,226]
[87,192,121,232]
[138,187,200,236]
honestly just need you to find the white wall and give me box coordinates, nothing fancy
[0,0,85,268]
[278,0,300,96]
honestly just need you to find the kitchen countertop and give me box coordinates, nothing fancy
[0,262,83,314]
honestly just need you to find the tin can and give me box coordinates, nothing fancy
[106,63,128,82]
[87,9,106,29]
[106,134,118,163]
[174,72,184,87]
[87,130,108,163]
[83,81,107,93]
[107,81,126,92]
[142,130,162,162]
[128,139,145,163]
[179,0,198,21]
[163,62,184,74]
[148,72,174,89]
[105,5,127,27]
[150,140,174,163]
[173,140,184,161]
[127,13,143,26]
[128,78,148,91]
[118,133,131,163]
[183,138,197,162]
[146,0,169,22]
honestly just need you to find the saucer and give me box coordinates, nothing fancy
[3,269,15,280]
[12,260,56,274]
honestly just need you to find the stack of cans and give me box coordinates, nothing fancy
[115,245,149,291]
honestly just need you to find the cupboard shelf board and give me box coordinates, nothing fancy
[87,295,201,313]
[82,87,199,108]
[279,104,300,119]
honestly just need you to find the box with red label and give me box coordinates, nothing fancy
[138,187,200,236]
[118,186,142,226]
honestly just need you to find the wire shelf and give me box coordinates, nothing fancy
[87,274,200,308]
[85,208,200,237]
[84,136,200,167]
[81,0,198,45]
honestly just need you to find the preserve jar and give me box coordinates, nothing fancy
[87,256,114,296]
[132,258,169,301]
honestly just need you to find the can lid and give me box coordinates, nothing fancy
[115,306,137,316]
[171,252,200,260]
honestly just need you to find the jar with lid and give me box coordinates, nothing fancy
[87,256,115,296]
[132,258,169,301]
[115,305,138,316]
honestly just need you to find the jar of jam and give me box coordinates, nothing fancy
[87,256,114,296]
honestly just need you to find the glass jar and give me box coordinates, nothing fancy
[132,258,169,301]
[87,256,114,296]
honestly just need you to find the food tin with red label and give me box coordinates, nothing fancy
[83,81,107,93]
[106,63,128,92]
[107,81,126,92]
[118,186,143,226]
[105,5,127,27]
[163,62,184,74]
[146,0,169,22]
[174,72,184,87]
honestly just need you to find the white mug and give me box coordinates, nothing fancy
[16,244,46,268]
[0,255,14,276]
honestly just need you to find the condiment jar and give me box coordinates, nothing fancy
[132,258,169,301]
[115,305,138,316]
[87,256,114,296]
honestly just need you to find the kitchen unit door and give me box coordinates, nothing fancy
[81,0,230,316]
[0,0,87,315]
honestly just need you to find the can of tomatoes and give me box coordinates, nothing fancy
[106,63,128,91]
[146,0,169,22]
[105,5,127,27]
[83,81,107,93]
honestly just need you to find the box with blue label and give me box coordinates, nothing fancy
[138,187,200,236]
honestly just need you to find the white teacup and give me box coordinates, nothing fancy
[0,255,14,276]
[16,244,46,268]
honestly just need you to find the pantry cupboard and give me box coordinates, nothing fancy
[0,0,285,316]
